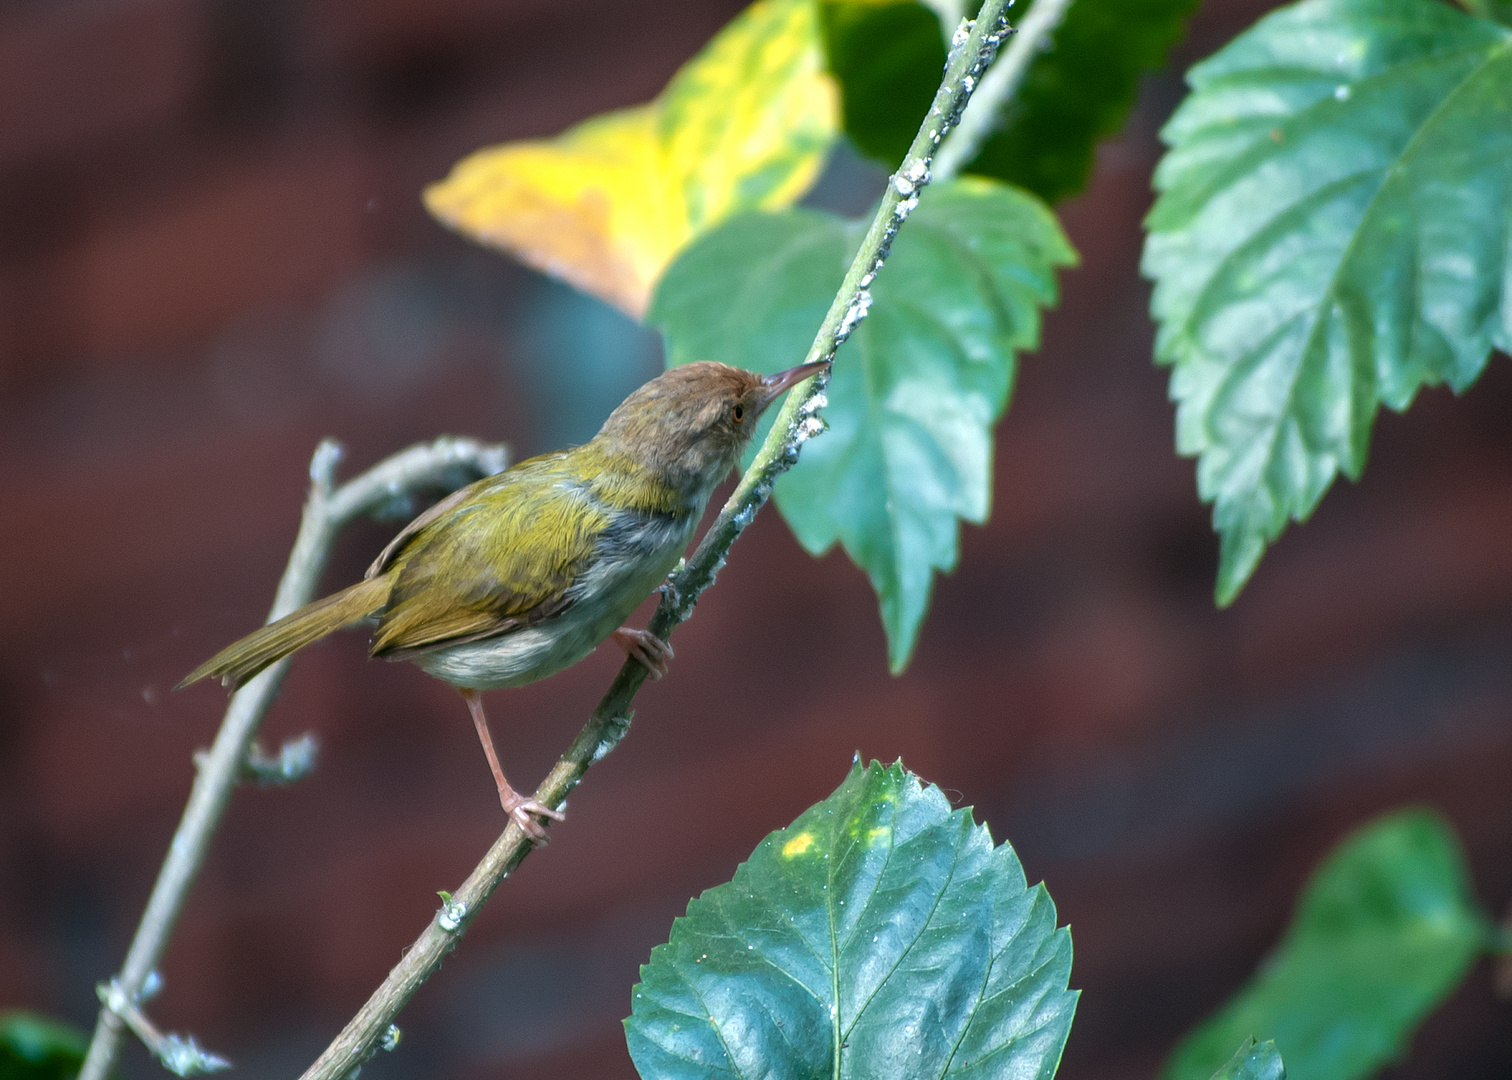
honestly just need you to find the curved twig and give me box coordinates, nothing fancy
[78,437,509,1080]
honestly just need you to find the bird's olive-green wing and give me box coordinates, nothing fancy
[370,459,607,657]
[365,479,481,580]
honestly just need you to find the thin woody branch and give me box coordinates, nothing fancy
[297,5,1018,1078]
[78,437,509,1080]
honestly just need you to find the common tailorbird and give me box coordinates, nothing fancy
[180,360,827,840]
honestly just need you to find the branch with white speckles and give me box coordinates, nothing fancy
[932,0,1079,183]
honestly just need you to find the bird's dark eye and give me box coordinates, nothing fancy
[732,403,745,424]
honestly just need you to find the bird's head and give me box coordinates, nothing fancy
[594,360,828,503]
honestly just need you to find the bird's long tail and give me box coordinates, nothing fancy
[177,576,391,691]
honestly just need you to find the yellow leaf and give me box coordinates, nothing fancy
[424,0,838,317]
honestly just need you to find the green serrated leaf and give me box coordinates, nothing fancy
[624,759,1077,1079]
[1207,1038,1285,1080]
[1,1012,88,1080]
[1162,808,1491,1080]
[651,177,1074,671]
[820,0,1199,202]
[1142,0,1512,605]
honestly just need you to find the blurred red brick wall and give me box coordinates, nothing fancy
[1,1,1508,1079]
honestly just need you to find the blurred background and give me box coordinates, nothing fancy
[0,0,1509,1077]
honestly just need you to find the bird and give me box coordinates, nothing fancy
[179,359,827,841]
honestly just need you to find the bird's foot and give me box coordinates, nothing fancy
[500,789,565,844]
[613,627,674,680]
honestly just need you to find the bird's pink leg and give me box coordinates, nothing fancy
[612,627,674,680]
[460,689,564,843]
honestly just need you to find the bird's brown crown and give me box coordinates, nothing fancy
[592,362,773,501]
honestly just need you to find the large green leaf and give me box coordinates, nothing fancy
[625,760,1077,1079]
[651,177,1074,671]
[1142,0,1512,604]
[1207,1038,1285,1080]
[820,0,1199,201]
[0,1012,87,1080]
[1162,808,1492,1080]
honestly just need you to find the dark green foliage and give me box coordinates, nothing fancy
[820,1,947,168]
[1460,0,1512,25]
[967,0,1200,200]
[820,0,1199,201]
[1162,809,1492,1080]
[625,760,1076,1078]
[0,1012,87,1080]
[652,178,1073,670]
[1143,0,1512,603]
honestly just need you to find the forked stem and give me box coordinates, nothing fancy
[78,438,508,1080]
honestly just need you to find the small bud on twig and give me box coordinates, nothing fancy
[96,977,231,1077]
[243,734,320,785]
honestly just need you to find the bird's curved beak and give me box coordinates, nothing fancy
[757,360,830,412]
